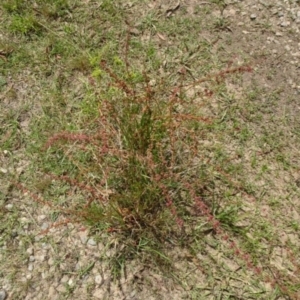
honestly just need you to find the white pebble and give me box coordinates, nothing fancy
[28,263,34,272]
[285,45,291,51]
[0,168,8,174]
[26,248,33,255]
[280,21,290,27]
[95,274,102,285]
[87,238,97,246]
[68,278,74,286]
[5,204,13,211]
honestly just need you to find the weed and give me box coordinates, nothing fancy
[16,53,256,279]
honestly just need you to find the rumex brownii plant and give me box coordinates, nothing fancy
[18,44,282,280]
[16,53,300,296]
[40,64,251,252]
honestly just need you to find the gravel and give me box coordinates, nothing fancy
[0,291,7,300]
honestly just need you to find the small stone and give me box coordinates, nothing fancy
[250,14,257,20]
[42,242,50,249]
[34,235,42,242]
[292,52,300,57]
[26,274,32,280]
[37,215,47,222]
[93,289,105,299]
[0,168,8,174]
[278,11,284,17]
[61,275,69,283]
[48,286,56,297]
[48,257,55,266]
[280,21,290,27]
[56,284,67,293]
[285,45,291,51]
[275,32,283,36]
[149,79,156,86]
[130,290,137,297]
[78,231,88,244]
[26,247,33,255]
[59,263,67,271]
[29,255,35,262]
[28,263,34,272]
[226,8,236,16]
[87,238,97,246]
[37,255,46,262]
[68,278,74,286]
[41,223,49,230]
[5,204,13,211]
[20,217,29,224]
[0,290,7,300]
[75,261,82,270]
[95,274,102,285]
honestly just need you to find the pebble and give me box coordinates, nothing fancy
[250,13,257,20]
[93,289,105,299]
[0,290,7,300]
[37,215,47,222]
[56,284,67,293]
[95,274,102,285]
[48,257,55,266]
[26,274,32,280]
[61,275,69,283]
[285,45,291,51]
[280,21,290,27]
[48,286,56,298]
[87,238,97,246]
[0,168,8,174]
[5,204,13,211]
[37,254,46,262]
[28,263,34,272]
[20,217,29,224]
[78,231,88,244]
[26,247,34,255]
[41,223,49,230]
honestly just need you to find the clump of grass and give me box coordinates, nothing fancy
[56,69,251,264]
[16,44,253,276]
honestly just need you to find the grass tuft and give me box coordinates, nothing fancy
[17,45,254,277]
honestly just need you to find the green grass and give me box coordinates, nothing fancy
[1,0,300,299]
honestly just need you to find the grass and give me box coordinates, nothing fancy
[1,0,300,299]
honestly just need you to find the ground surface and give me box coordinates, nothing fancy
[1,0,300,299]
